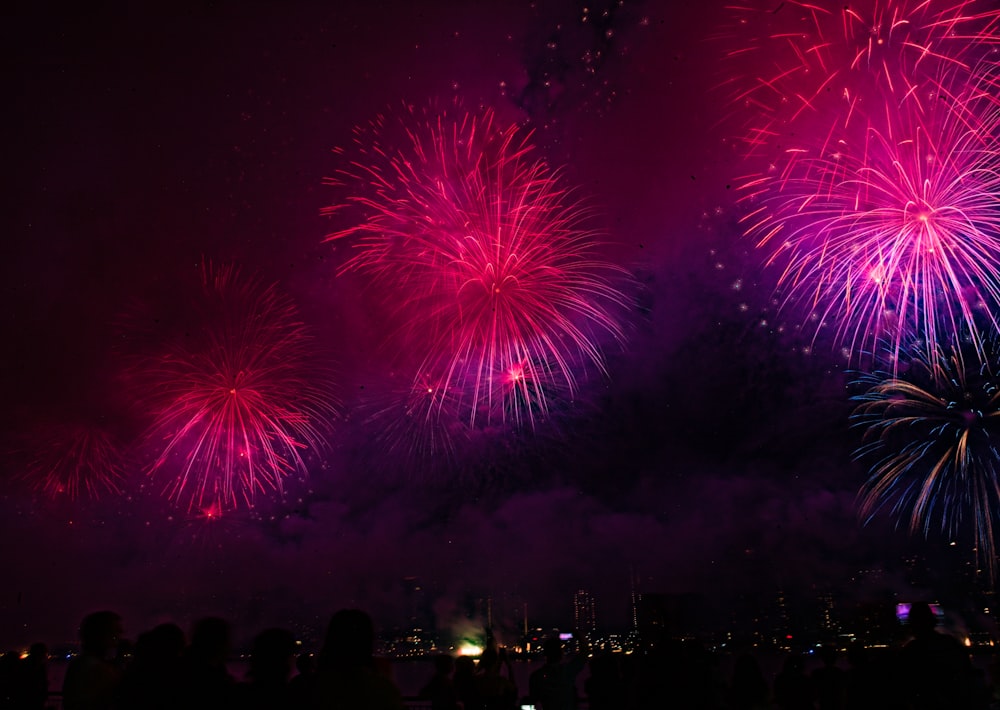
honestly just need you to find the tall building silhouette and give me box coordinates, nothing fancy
[574,589,597,637]
[630,565,641,631]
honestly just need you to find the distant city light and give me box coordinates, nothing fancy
[457,643,483,656]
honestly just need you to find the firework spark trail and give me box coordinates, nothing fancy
[716,0,1000,157]
[363,370,467,468]
[17,423,126,499]
[325,104,630,430]
[852,335,1000,579]
[138,264,337,512]
[738,73,1000,363]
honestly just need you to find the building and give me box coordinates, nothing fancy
[573,589,597,643]
[636,592,708,646]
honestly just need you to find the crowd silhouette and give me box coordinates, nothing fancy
[1,601,999,709]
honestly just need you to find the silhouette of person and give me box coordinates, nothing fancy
[1,650,21,707]
[528,638,586,710]
[583,651,623,710]
[773,653,814,710]
[811,644,846,710]
[418,653,460,710]
[180,616,236,710]
[310,608,404,710]
[626,631,689,709]
[984,653,1000,709]
[468,647,517,710]
[118,622,186,710]
[844,641,881,710]
[9,642,49,710]
[289,652,318,707]
[727,652,770,710]
[674,639,728,709]
[899,601,978,710]
[234,627,298,710]
[62,610,125,710]
[453,654,478,708]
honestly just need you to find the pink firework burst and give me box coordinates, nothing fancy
[715,0,999,157]
[137,264,337,513]
[15,422,126,499]
[325,104,630,429]
[739,75,1000,362]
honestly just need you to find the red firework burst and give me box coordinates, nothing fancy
[324,103,630,430]
[15,422,126,499]
[136,264,337,512]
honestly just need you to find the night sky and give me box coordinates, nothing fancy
[1,0,942,649]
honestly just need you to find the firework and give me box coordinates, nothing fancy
[362,370,468,468]
[357,362,581,483]
[715,0,1000,157]
[15,422,126,499]
[852,334,1000,577]
[136,264,337,512]
[738,73,1000,362]
[324,104,630,429]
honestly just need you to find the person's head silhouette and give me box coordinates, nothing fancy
[321,609,375,667]
[908,602,938,637]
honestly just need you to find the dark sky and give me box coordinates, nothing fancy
[0,0,934,650]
